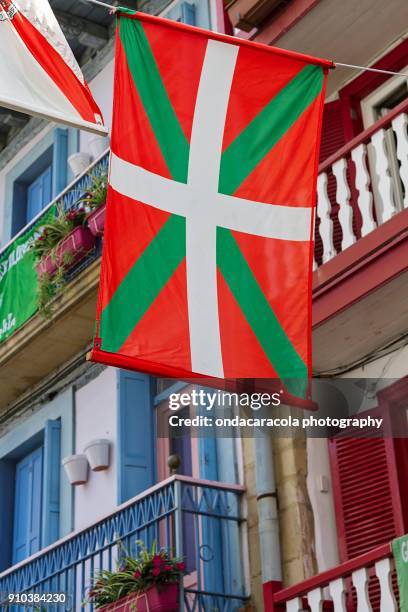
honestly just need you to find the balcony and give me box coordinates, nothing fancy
[270,541,397,611]
[312,99,408,374]
[0,151,109,413]
[0,475,248,611]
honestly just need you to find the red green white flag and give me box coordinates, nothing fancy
[0,0,106,133]
[91,11,330,394]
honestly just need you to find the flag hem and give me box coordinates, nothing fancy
[0,95,109,135]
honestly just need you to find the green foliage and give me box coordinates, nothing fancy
[34,204,84,318]
[87,541,185,609]
[33,203,86,262]
[79,172,108,212]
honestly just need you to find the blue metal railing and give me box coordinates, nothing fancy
[0,476,248,611]
[0,149,110,261]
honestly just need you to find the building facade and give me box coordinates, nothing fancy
[0,0,407,610]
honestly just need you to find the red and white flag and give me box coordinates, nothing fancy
[0,0,106,133]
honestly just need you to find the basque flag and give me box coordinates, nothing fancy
[91,11,331,394]
[0,0,106,133]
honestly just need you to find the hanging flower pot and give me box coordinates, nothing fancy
[99,583,179,612]
[68,152,92,177]
[37,226,96,277]
[87,203,106,237]
[62,454,89,485]
[84,439,110,471]
[88,134,110,159]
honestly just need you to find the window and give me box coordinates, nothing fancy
[11,146,53,235]
[0,420,61,571]
[9,127,69,237]
[12,446,43,564]
[26,165,52,223]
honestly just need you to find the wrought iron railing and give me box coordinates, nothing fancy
[0,475,248,611]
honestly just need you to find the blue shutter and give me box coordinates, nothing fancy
[42,420,61,547]
[12,447,43,564]
[0,460,15,570]
[26,166,52,222]
[181,2,196,24]
[117,370,155,503]
[52,128,68,197]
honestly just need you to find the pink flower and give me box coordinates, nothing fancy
[163,565,173,572]
[152,567,161,576]
[134,570,141,579]
[177,562,185,572]
[152,554,161,567]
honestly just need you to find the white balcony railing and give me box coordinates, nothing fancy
[315,98,408,267]
[270,541,397,611]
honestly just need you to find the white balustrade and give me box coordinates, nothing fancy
[316,106,408,267]
[317,172,336,263]
[307,587,323,612]
[392,112,408,209]
[332,158,356,250]
[286,596,304,611]
[371,129,398,222]
[351,144,376,236]
[352,568,373,612]
[329,577,347,612]
[375,557,397,611]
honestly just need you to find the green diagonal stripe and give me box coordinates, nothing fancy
[100,215,186,353]
[217,227,308,396]
[219,64,324,195]
[119,18,190,183]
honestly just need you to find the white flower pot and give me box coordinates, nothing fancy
[88,134,110,160]
[68,152,92,177]
[84,439,110,472]
[62,454,89,485]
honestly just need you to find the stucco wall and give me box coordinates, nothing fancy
[74,367,117,531]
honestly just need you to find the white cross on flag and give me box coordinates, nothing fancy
[0,0,106,133]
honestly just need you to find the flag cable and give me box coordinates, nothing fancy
[79,0,408,79]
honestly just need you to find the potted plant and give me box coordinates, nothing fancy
[87,543,185,611]
[34,204,95,278]
[81,173,108,237]
[34,204,96,317]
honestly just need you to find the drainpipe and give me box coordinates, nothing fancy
[254,430,282,610]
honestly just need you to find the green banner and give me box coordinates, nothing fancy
[0,206,56,344]
[393,534,408,610]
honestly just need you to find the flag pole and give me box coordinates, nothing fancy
[335,62,408,78]
[80,0,118,11]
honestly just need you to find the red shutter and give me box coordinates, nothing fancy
[319,100,347,164]
[315,100,347,265]
[329,413,404,610]
[329,424,404,562]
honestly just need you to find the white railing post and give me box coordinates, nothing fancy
[371,129,398,222]
[286,597,304,611]
[392,112,408,209]
[375,557,397,611]
[307,587,323,612]
[317,172,336,263]
[329,577,347,612]
[351,144,376,236]
[352,567,373,612]
[332,158,356,250]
